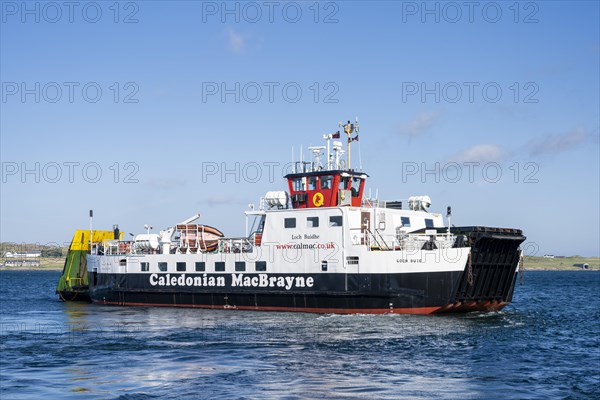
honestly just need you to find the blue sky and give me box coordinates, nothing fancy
[1,1,599,257]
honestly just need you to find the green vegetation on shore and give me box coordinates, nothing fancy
[0,257,64,270]
[1,242,67,270]
[523,256,599,271]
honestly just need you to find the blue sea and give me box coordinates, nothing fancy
[0,270,598,399]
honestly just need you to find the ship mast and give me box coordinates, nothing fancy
[340,118,359,170]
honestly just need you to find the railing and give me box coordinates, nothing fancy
[399,233,458,251]
[96,240,133,255]
[218,237,255,254]
[362,198,406,209]
[361,230,459,251]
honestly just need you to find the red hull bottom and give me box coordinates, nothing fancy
[435,300,508,313]
[93,300,508,315]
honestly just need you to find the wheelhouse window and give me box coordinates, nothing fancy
[215,262,225,272]
[176,262,186,272]
[195,262,205,272]
[307,217,319,228]
[255,261,267,272]
[284,218,296,228]
[425,219,434,229]
[235,261,246,272]
[308,176,317,190]
[351,177,362,197]
[329,216,343,227]
[292,177,305,191]
[158,262,167,272]
[141,262,149,272]
[321,175,333,189]
[401,217,411,228]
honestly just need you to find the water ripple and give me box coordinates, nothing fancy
[1,270,599,399]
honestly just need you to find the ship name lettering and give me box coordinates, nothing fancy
[304,234,319,239]
[231,274,314,290]
[291,234,301,240]
[149,273,225,287]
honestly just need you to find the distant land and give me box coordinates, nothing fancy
[522,256,599,271]
[0,242,598,271]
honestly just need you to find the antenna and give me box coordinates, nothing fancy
[323,134,331,170]
[332,141,344,169]
[89,209,93,253]
[340,118,359,170]
[308,146,326,170]
[355,117,362,170]
[447,206,452,239]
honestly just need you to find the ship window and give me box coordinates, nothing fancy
[329,216,343,227]
[425,219,434,229]
[158,262,167,272]
[195,262,205,272]
[321,175,333,189]
[351,178,361,197]
[176,262,186,272]
[401,217,411,228]
[321,260,328,271]
[141,262,149,272]
[215,262,225,272]
[307,217,319,228]
[235,261,246,272]
[293,178,305,191]
[255,261,267,272]
[119,259,126,266]
[339,177,349,190]
[284,218,296,228]
[308,176,317,190]
[346,256,359,265]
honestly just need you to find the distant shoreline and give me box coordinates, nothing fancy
[1,266,64,271]
[1,255,598,272]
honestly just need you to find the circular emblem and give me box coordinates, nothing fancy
[313,192,324,207]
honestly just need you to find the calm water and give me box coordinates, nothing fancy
[0,270,598,399]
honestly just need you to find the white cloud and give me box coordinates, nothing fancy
[228,29,246,53]
[528,128,589,156]
[198,195,240,207]
[145,178,187,190]
[397,111,440,138]
[449,144,506,163]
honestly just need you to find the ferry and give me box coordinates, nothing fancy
[57,120,525,314]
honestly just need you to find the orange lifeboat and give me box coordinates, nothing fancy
[176,224,224,252]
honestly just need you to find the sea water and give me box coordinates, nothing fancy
[0,270,598,399]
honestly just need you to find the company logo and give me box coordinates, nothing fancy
[313,192,324,207]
